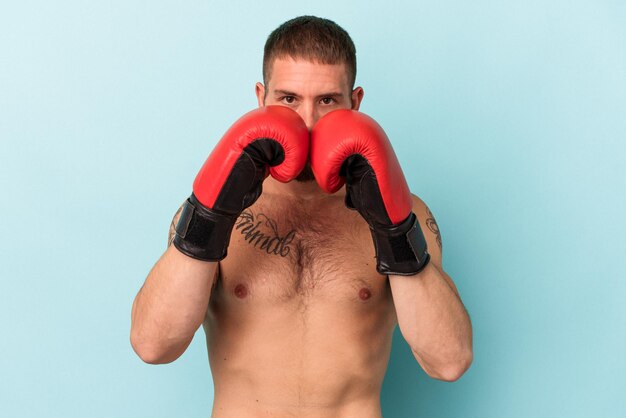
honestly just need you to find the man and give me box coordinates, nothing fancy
[131,16,473,417]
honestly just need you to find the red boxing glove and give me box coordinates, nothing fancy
[174,106,309,261]
[311,110,429,275]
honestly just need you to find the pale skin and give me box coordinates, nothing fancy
[131,57,473,417]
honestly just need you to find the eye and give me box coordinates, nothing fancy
[320,97,335,105]
[281,96,296,104]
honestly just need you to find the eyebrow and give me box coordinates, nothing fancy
[272,89,345,99]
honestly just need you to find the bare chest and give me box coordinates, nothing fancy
[213,197,389,307]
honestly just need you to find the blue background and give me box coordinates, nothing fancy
[1,1,625,417]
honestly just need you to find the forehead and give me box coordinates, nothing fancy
[267,57,350,93]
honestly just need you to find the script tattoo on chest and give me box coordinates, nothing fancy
[235,210,296,257]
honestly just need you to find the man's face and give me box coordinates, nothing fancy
[256,57,363,182]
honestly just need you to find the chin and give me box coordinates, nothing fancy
[294,162,316,182]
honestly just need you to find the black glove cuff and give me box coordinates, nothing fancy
[172,194,238,261]
[370,212,430,276]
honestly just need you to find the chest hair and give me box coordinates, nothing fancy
[233,197,369,297]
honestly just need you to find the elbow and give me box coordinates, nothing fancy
[428,351,473,382]
[130,335,166,364]
[414,348,473,382]
[130,331,186,365]
[132,344,172,365]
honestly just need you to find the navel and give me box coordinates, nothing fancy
[359,287,372,301]
[234,283,248,299]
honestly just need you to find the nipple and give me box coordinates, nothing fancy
[359,288,372,301]
[234,284,248,299]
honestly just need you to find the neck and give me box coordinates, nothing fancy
[263,176,345,201]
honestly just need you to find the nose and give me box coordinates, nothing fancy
[298,104,319,131]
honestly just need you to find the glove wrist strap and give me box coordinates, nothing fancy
[370,212,430,276]
[172,194,238,261]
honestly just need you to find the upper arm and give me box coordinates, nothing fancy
[410,194,459,295]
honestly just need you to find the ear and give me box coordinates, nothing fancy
[255,82,265,107]
[351,87,364,110]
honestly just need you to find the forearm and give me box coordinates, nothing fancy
[389,263,473,381]
[130,245,216,363]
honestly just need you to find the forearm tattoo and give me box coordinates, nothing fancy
[425,209,442,250]
[168,205,184,247]
[236,210,296,257]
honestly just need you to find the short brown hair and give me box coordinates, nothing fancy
[263,16,357,90]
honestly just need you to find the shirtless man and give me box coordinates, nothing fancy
[131,16,473,417]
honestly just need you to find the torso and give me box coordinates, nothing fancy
[203,187,398,418]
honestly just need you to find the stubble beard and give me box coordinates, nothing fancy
[295,161,316,182]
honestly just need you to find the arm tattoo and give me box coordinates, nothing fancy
[168,204,185,247]
[425,209,442,250]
